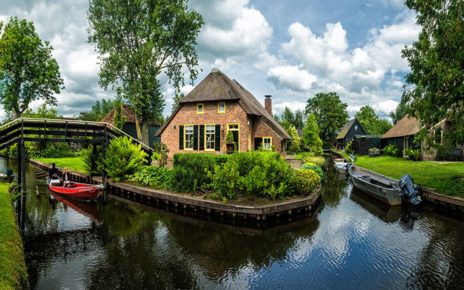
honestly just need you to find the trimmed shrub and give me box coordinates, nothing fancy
[301,162,325,181]
[293,169,321,195]
[129,166,172,189]
[210,151,294,200]
[383,144,400,157]
[104,136,148,181]
[170,153,229,192]
[405,149,421,161]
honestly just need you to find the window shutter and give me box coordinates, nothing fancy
[215,125,221,151]
[199,125,205,150]
[193,125,198,150]
[179,125,184,150]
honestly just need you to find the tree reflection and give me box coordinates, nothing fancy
[406,214,464,289]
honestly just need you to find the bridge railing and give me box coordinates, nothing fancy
[0,118,154,153]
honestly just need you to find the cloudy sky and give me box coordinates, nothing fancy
[0,0,420,121]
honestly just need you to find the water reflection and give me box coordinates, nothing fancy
[1,157,463,289]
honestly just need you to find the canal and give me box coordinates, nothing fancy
[1,156,463,289]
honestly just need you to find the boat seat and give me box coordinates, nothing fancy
[369,176,393,188]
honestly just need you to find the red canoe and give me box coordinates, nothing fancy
[48,182,102,200]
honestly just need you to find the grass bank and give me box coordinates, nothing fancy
[0,183,28,289]
[34,157,87,174]
[355,156,464,198]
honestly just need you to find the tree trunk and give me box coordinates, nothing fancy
[135,115,143,141]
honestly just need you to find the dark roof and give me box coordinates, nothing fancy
[100,104,160,126]
[381,115,420,139]
[156,69,290,139]
[336,119,361,140]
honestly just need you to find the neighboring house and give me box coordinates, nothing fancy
[422,119,464,161]
[101,104,160,147]
[352,135,381,155]
[335,119,365,149]
[381,115,420,154]
[155,68,291,158]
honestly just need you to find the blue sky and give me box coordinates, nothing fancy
[0,0,420,121]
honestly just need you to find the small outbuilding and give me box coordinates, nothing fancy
[381,115,420,154]
[352,135,381,155]
[101,104,161,147]
[335,119,365,149]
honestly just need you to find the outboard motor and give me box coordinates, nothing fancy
[399,174,422,205]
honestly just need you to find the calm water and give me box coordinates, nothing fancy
[1,157,463,289]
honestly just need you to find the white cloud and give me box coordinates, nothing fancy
[193,0,272,60]
[268,65,317,92]
[264,11,419,117]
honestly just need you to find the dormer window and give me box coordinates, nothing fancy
[218,101,226,113]
[197,103,204,114]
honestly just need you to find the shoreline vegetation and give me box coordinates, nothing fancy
[0,182,28,290]
[355,156,464,198]
[32,150,324,205]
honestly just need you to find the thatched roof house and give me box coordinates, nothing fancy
[381,115,420,153]
[156,68,291,157]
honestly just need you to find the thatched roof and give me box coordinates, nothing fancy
[336,119,356,140]
[156,69,290,139]
[382,115,420,139]
[100,104,160,126]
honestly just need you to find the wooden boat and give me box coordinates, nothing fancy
[334,158,350,174]
[349,165,402,206]
[48,180,102,200]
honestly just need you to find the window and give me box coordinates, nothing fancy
[184,125,194,149]
[218,101,226,113]
[205,125,215,150]
[263,137,272,150]
[197,103,204,114]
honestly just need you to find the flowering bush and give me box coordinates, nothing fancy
[293,169,321,195]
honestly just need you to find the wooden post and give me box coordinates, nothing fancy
[102,126,108,201]
[19,138,26,232]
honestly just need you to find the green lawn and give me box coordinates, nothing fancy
[35,157,87,174]
[0,183,28,289]
[355,156,464,198]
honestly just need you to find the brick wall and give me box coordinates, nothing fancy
[161,100,286,158]
[161,101,249,158]
[252,118,284,153]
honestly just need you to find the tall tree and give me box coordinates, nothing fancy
[355,105,392,135]
[23,103,61,119]
[402,0,464,146]
[171,92,184,114]
[79,98,117,121]
[88,0,203,144]
[0,17,63,118]
[302,113,323,154]
[294,110,305,130]
[287,125,301,153]
[389,96,410,124]
[305,92,348,147]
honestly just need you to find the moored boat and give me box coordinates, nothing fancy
[48,180,103,200]
[334,158,350,174]
[348,165,421,206]
[349,165,403,206]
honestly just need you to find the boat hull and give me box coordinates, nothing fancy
[349,166,402,206]
[48,182,101,200]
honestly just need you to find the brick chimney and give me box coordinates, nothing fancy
[264,95,272,115]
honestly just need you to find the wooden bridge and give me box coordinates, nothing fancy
[0,117,154,231]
